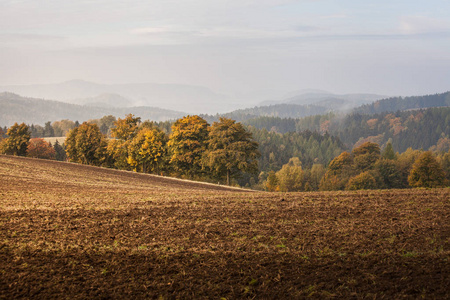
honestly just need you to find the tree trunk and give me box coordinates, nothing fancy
[227,169,230,186]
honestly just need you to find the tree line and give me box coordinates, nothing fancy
[2,114,449,190]
[264,141,450,192]
[0,115,259,186]
[3,115,348,187]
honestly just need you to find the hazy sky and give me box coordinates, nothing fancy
[1,0,450,99]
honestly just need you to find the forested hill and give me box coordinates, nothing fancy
[0,92,185,126]
[221,104,328,120]
[354,92,450,114]
[296,107,450,152]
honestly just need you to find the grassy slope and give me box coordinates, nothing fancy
[0,155,449,299]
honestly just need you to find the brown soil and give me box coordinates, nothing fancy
[0,155,449,299]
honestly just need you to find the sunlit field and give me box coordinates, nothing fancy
[1,155,448,299]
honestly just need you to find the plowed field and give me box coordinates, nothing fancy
[0,155,449,299]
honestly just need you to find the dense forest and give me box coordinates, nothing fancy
[295,107,450,152]
[221,104,328,120]
[250,128,345,171]
[354,92,450,114]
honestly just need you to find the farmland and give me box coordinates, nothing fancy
[0,155,449,299]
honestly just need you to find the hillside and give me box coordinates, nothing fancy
[0,155,242,194]
[0,92,185,126]
[1,155,448,298]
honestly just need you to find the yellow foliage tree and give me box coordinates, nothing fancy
[265,171,279,192]
[111,114,141,141]
[276,157,303,192]
[320,151,354,190]
[168,115,209,178]
[107,139,132,170]
[65,122,107,166]
[127,127,167,174]
[408,151,446,188]
[0,123,31,156]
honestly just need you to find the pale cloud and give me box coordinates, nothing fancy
[128,25,325,45]
[1,0,450,97]
[130,27,179,35]
[319,14,348,19]
[0,33,66,50]
[0,33,64,42]
[399,16,450,35]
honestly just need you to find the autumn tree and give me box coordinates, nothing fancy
[206,117,260,185]
[429,137,450,153]
[276,157,304,192]
[319,151,354,190]
[127,126,168,174]
[308,164,326,190]
[27,138,56,159]
[89,115,117,136]
[408,151,446,188]
[352,142,380,171]
[265,171,279,192]
[374,159,406,189]
[106,114,141,169]
[440,151,450,183]
[168,115,209,178]
[0,123,30,156]
[52,119,76,136]
[107,139,131,170]
[111,114,141,141]
[65,122,107,166]
[346,171,377,190]
[382,142,396,160]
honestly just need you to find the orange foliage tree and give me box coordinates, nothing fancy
[27,138,56,160]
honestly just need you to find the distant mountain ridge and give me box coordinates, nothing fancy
[260,90,385,108]
[219,104,328,121]
[0,92,185,126]
[353,92,450,114]
[216,91,387,120]
[72,93,133,108]
[0,80,233,114]
[3,88,449,128]
[219,91,449,121]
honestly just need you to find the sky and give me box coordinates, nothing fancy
[1,0,450,100]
